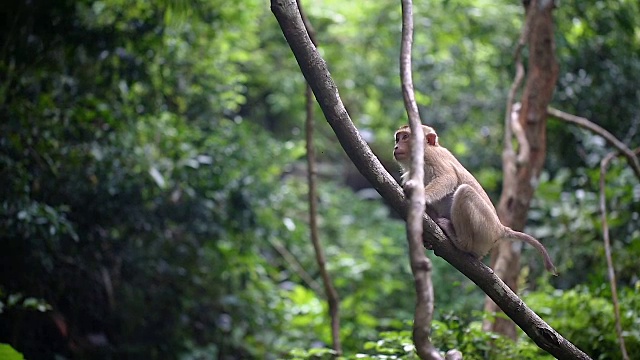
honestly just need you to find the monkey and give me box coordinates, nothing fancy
[393,124,557,275]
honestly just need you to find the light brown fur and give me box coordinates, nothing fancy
[394,125,557,275]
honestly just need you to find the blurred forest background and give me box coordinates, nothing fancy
[1,0,639,359]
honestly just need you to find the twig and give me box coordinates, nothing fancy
[548,107,640,181]
[296,0,342,354]
[598,149,639,360]
[268,238,323,294]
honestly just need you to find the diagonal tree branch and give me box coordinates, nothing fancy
[548,107,640,181]
[271,0,590,358]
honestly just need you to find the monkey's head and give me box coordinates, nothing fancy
[393,124,439,167]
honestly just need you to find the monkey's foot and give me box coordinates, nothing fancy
[435,218,457,240]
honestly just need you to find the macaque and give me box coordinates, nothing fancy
[394,125,557,275]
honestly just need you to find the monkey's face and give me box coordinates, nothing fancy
[393,129,411,166]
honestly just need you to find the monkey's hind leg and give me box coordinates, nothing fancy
[449,184,502,256]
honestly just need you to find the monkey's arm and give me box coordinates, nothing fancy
[423,172,458,205]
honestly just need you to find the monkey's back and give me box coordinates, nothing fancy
[426,145,496,213]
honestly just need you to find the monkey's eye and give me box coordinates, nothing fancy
[402,134,409,140]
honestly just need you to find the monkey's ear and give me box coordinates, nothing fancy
[426,132,438,146]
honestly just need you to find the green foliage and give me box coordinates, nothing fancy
[430,316,551,360]
[1,0,639,358]
[549,0,640,170]
[256,180,412,350]
[529,161,639,285]
[288,283,640,359]
[287,317,550,360]
[0,344,24,360]
[524,285,640,360]
[361,329,419,359]
[0,0,293,356]
[0,290,51,314]
[288,347,338,360]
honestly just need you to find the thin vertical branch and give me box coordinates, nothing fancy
[400,0,442,359]
[296,0,342,355]
[599,149,638,360]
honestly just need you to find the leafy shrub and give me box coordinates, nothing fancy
[524,285,640,360]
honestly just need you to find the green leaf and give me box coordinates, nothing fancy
[0,344,24,360]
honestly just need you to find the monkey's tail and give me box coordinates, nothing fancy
[505,229,558,276]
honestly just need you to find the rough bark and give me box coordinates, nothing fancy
[484,0,560,339]
[271,1,590,358]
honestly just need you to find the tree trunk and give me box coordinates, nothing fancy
[484,0,559,339]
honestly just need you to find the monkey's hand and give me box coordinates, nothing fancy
[402,179,420,198]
